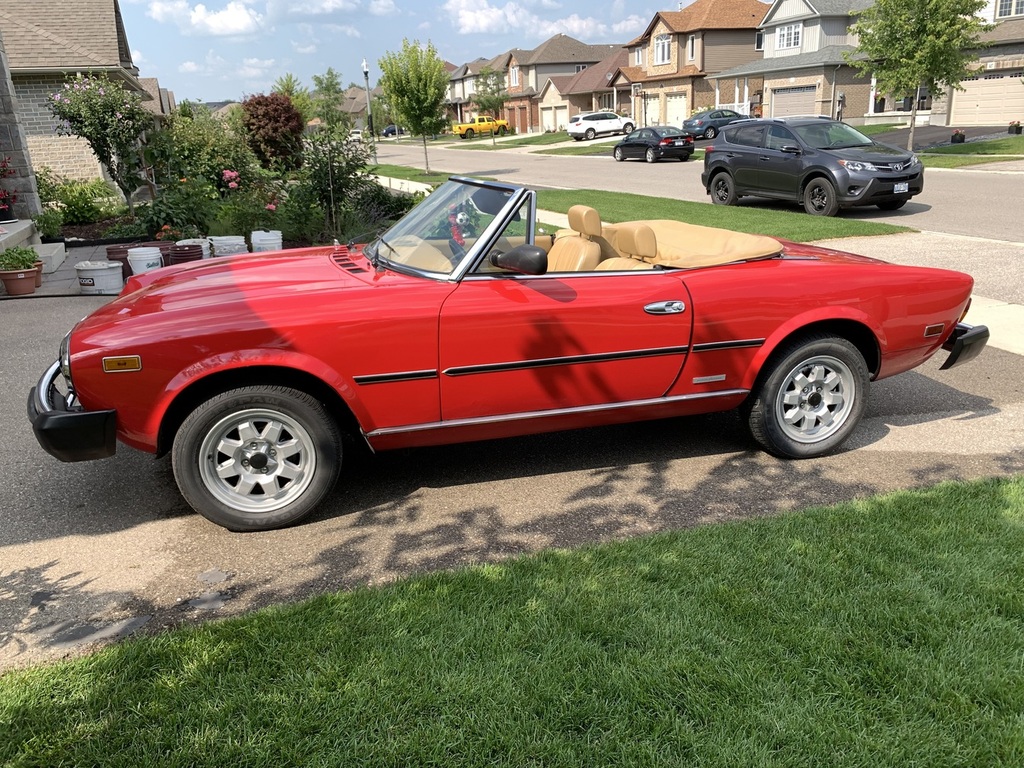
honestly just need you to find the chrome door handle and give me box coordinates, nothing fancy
[644,300,686,315]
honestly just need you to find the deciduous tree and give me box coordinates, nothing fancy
[312,67,347,130]
[846,0,991,150]
[273,73,314,125]
[378,39,449,173]
[473,67,509,145]
[240,93,305,169]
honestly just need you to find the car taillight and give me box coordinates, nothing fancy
[659,138,673,146]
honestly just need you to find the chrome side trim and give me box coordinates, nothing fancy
[691,338,764,352]
[354,369,439,386]
[692,374,727,384]
[365,389,749,438]
[443,346,690,377]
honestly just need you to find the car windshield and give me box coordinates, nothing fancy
[368,179,519,277]
[794,122,873,150]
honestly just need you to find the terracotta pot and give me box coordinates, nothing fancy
[0,268,37,296]
[33,260,43,288]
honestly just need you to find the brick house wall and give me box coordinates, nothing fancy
[14,74,104,181]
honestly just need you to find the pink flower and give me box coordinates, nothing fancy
[222,169,240,182]
[228,181,238,189]
[265,203,276,211]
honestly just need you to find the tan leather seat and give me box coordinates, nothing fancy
[595,223,655,270]
[547,205,602,272]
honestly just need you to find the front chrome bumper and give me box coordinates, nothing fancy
[27,361,117,462]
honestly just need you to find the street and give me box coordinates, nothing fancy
[2,148,1023,672]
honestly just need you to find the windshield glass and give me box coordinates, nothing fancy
[371,179,517,276]
[793,121,872,149]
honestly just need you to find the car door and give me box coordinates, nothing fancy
[438,273,692,422]
[721,124,765,190]
[624,128,652,159]
[758,125,803,198]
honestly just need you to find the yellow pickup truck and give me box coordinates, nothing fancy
[453,115,510,139]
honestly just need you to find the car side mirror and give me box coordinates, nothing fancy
[781,145,802,154]
[489,244,547,275]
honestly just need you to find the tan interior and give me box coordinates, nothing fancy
[546,205,603,272]
[641,220,783,268]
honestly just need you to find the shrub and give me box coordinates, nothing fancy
[140,176,219,237]
[101,219,148,239]
[240,93,305,170]
[210,167,284,236]
[32,207,64,239]
[54,179,115,224]
[34,167,61,205]
[275,181,328,244]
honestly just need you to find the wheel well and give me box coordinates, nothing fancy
[156,366,362,457]
[800,171,837,196]
[766,320,880,378]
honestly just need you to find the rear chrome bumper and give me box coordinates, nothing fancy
[27,361,116,462]
[940,322,989,370]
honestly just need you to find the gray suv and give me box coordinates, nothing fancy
[701,117,924,216]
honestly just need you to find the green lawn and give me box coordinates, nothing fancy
[456,132,573,150]
[919,135,1024,168]
[2,477,1023,767]
[856,123,906,136]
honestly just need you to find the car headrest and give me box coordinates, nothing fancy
[617,223,657,261]
[567,205,602,238]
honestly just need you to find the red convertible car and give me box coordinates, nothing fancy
[29,177,988,531]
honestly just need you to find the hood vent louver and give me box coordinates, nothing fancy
[331,244,370,273]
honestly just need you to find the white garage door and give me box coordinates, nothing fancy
[541,107,556,132]
[951,70,1024,125]
[771,85,816,117]
[665,94,688,128]
[554,106,568,131]
[643,93,661,125]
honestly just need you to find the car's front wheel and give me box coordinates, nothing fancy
[622,123,634,134]
[703,126,717,139]
[803,178,839,216]
[710,172,737,205]
[877,199,908,211]
[746,334,869,458]
[645,148,657,163]
[613,146,624,162]
[172,386,342,531]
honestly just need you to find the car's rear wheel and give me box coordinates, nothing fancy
[465,128,475,139]
[877,199,908,211]
[710,172,737,205]
[746,334,869,458]
[585,128,596,140]
[703,126,717,139]
[645,148,657,163]
[622,123,634,134]
[172,386,342,531]
[613,146,624,162]
[803,178,840,216]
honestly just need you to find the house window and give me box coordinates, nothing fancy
[510,66,519,87]
[575,64,587,73]
[654,34,671,65]
[634,46,645,66]
[997,0,1024,17]
[755,31,764,51]
[777,24,801,50]
[599,93,613,109]
[688,35,695,61]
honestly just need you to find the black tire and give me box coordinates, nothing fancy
[172,386,342,531]
[803,177,840,216]
[703,126,717,140]
[573,136,582,142]
[613,146,625,162]
[465,128,475,139]
[877,199,908,211]
[622,123,634,134]
[678,153,690,162]
[645,148,657,163]
[710,172,737,205]
[498,126,508,136]
[585,128,596,140]
[746,334,869,459]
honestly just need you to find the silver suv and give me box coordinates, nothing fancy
[701,117,924,216]
[567,111,634,141]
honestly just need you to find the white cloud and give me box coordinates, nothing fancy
[147,0,263,36]
[368,0,396,14]
[440,0,612,39]
[178,60,200,72]
[266,0,358,17]
[611,14,647,36]
[537,13,606,38]
[238,57,276,78]
[131,48,146,63]
[323,23,361,37]
[292,42,317,53]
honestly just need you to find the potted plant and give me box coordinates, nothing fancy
[0,245,39,295]
[32,207,64,243]
[0,157,16,223]
[1011,120,1022,135]
[951,129,966,144]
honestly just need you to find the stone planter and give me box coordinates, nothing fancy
[951,133,966,144]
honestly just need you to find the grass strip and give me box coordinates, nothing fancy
[2,477,1023,767]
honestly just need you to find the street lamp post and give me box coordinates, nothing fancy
[362,58,376,161]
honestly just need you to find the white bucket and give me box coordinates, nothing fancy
[127,247,164,274]
[209,236,248,257]
[176,238,212,258]
[75,261,124,295]
[251,230,283,252]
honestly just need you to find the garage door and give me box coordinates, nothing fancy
[665,94,688,128]
[554,106,568,131]
[643,93,661,125]
[541,107,556,132]
[951,70,1024,125]
[771,85,816,117]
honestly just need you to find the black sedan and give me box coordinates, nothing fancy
[613,126,695,163]
[683,108,748,140]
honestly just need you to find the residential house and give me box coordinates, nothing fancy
[447,56,502,125]
[140,77,176,125]
[932,1,1024,126]
[501,35,622,133]
[613,0,769,129]
[0,0,149,181]
[536,49,632,131]
[708,0,873,122]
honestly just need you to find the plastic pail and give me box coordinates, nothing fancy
[76,261,124,295]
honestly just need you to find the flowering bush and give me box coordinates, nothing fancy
[210,167,283,236]
[0,157,16,218]
[48,76,152,213]
[1011,120,1021,128]
[140,175,218,237]
[952,129,966,136]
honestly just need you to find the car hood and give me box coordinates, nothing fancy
[827,141,912,163]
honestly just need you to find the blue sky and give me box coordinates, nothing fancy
[119,0,685,102]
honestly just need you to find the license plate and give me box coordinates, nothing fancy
[893,182,909,193]
[674,140,684,146]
